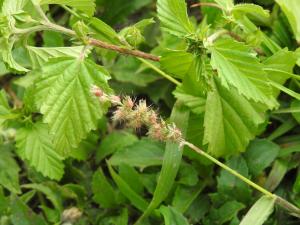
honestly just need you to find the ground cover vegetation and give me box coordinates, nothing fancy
[1,0,300,224]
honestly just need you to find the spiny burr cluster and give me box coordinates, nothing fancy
[91,85,183,143]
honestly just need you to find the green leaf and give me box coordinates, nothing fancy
[208,201,245,224]
[89,17,121,45]
[160,206,190,225]
[0,145,21,193]
[203,78,266,156]
[109,139,164,168]
[136,102,190,223]
[275,0,300,42]
[96,131,138,162]
[40,0,96,17]
[2,0,28,15]
[16,122,64,180]
[239,196,275,225]
[232,4,270,25]
[108,163,149,212]
[291,99,300,123]
[160,50,193,79]
[35,57,110,156]
[214,0,234,11]
[210,38,277,108]
[21,183,62,211]
[244,139,279,177]
[217,156,251,203]
[10,196,47,225]
[92,168,117,208]
[263,49,297,97]
[27,46,87,69]
[157,0,195,37]
[173,87,206,114]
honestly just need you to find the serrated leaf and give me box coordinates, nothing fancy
[27,46,87,69]
[16,122,64,180]
[157,0,195,37]
[40,0,95,17]
[2,0,28,15]
[35,57,110,156]
[232,4,270,25]
[173,87,206,114]
[275,0,300,42]
[203,77,266,156]
[0,145,21,193]
[210,38,277,108]
[239,196,275,225]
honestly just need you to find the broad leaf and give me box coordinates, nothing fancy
[109,139,165,168]
[40,0,95,17]
[157,0,195,37]
[275,0,300,42]
[214,0,234,11]
[244,139,279,177]
[16,122,64,180]
[239,196,275,225]
[0,145,20,193]
[203,78,266,156]
[210,38,277,108]
[35,57,110,156]
[27,46,88,69]
[160,206,190,225]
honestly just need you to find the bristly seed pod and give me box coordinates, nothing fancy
[91,85,183,143]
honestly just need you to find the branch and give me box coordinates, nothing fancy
[88,38,160,62]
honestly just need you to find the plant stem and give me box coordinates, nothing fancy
[89,38,160,62]
[182,141,274,197]
[182,141,300,217]
[138,58,181,86]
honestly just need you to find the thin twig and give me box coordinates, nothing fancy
[182,141,300,217]
[3,83,23,108]
[88,38,160,61]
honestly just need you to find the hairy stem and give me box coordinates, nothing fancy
[182,141,300,217]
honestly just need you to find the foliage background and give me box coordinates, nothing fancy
[1,0,300,224]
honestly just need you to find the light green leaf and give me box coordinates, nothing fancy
[2,0,28,15]
[239,196,275,225]
[173,87,206,114]
[89,17,121,45]
[210,38,277,108]
[27,46,88,69]
[40,0,95,17]
[232,3,270,25]
[16,122,64,180]
[160,206,190,225]
[203,78,266,156]
[0,145,21,193]
[275,0,300,42]
[263,49,297,96]
[157,0,195,37]
[109,139,164,168]
[35,57,110,156]
[96,131,138,162]
[215,0,234,11]
[160,50,193,79]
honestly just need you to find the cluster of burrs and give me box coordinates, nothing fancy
[91,85,182,143]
